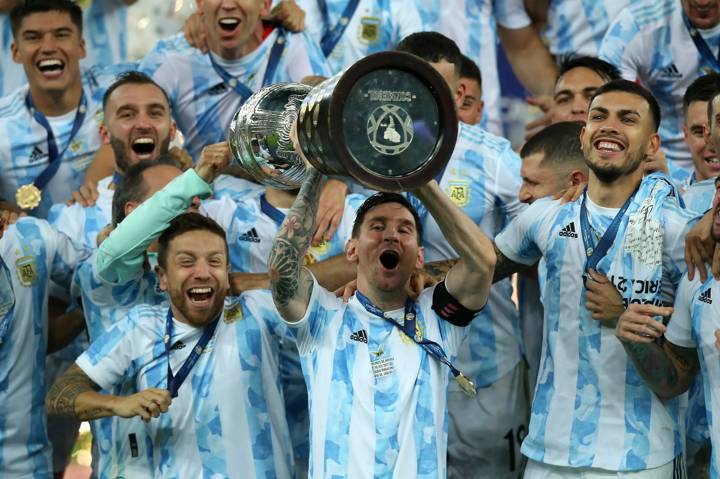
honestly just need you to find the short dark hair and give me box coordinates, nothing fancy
[459,54,482,90]
[157,213,228,270]
[352,193,423,244]
[102,71,170,112]
[556,55,621,86]
[520,121,586,173]
[688,74,720,124]
[111,154,183,226]
[10,0,83,38]
[396,32,462,78]
[590,79,661,131]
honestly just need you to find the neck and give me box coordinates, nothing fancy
[28,81,82,117]
[265,187,297,209]
[169,304,196,327]
[356,276,408,311]
[209,23,264,60]
[587,169,642,208]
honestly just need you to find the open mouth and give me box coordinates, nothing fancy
[186,287,214,305]
[36,58,65,77]
[131,137,156,156]
[704,156,720,168]
[379,250,400,270]
[593,138,625,153]
[218,18,240,33]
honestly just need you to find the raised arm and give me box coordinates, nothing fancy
[46,364,172,422]
[411,180,495,310]
[268,169,325,322]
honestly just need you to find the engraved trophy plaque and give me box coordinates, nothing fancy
[228,51,458,191]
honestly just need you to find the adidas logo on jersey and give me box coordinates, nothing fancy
[558,222,578,238]
[700,288,712,304]
[171,341,185,350]
[660,63,682,79]
[350,329,368,343]
[28,145,46,163]
[238,228,261,243]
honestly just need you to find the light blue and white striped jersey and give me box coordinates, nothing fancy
[495,176,695,470]
[665,274,720,479]
[211,174,263,202]
[298,0,422,74]
[76,293,294,479]
[415,0,502,135]
[202,192,365,273]
[139,31,330,160]
[0,1,130,97]
[0,218,89,477]
[599,0,719,181]
[682,176,717,215]
[289,276,465,478]
[420,123,525,388]
[48,175,114,250]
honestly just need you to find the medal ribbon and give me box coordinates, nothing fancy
[318,0,361,57]
[164,308,220,398]
[579,188,637,271]
[209,29,288,100]
[260,193,286,226]
[0,257,16,345]
[25,91,88,191]
[682,12,720,72]
[355,290,475,394]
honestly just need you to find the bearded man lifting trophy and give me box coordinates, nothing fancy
[228,51,458,190]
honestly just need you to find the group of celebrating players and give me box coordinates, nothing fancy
[3,1,720,478]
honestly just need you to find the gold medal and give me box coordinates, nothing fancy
[15,184,42,210]
[455,372,477,397]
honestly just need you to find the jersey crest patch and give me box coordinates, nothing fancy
[448,182,470,207]
[358,17,381,44]
[15,255,37,287]
[224,303,244,324]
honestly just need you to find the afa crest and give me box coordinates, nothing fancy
[224,304,244,324]
[15,255,37,287]
[358,17,381,44]
[400,316,425,345]
[448,182,469,207]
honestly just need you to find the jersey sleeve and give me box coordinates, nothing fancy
[138,37,184,106]
[492,0,532,29]
[43,220,91,295]
[281,32,332,81]
[283,273,343,354]
[598,7,642,81]
[423,285,466,357]
[96,169,213,284]
[494,198,550,266]
[662,203,699,288]
[75,313,141,391]
[391,0,424,43]
[491,141,526,221]
[665,274,702,349]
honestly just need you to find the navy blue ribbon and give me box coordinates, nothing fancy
[355,290,465,380]
[579,188,636,271]
[260,193,287,227]
[318,0,361,57]
[682,12,720,72]
[25,91,88,190]
[209,28,288,101]
[164,308,220,398]
[0,257,16,344]
[110,171,123,188]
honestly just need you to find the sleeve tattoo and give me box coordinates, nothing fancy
[46,364,101,420]
[492,244,529,282]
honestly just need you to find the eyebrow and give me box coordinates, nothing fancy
[116,102,167,112]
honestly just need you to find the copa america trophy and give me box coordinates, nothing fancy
[228,51,458,191]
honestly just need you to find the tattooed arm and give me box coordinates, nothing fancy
[616,304,699,399]
[421,245,531,285]
[268,168,325,322]
[46,364,172,422]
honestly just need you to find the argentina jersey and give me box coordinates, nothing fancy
[48,175,114,250]
[494,176,695,470]
[600,0,719,181]
[683,177,717,214]
[289,276,466,478]
[419,123,525,388]
[0,218,88,477]
[298,0,423,74]
[416,0,502,134]
[665,275,720,479]
[81,0,129,70]
[76,294,295,479]
[201,192,365,273]
[0,15,24,98]
[139,30,330,160]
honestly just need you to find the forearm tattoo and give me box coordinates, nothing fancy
[423,259,458,282]
[624,340,697,397]
[492,245,527,283]
[46,364,100,419]
[268,169,324,307]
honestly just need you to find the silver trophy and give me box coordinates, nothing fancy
[228,51,458,191]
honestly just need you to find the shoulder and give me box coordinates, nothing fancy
[147,32,194,56]
[627,0,676,29]
[126,303,167,332]
[455,124,517,165]
[0,87,28,120]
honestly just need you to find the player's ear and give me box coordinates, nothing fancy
[155,264,168,291]
[415,246,424,270]
[345,238,359,263]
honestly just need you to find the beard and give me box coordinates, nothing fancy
[167,285,226,328]
[585,147,645,184]
[110,135,172,173]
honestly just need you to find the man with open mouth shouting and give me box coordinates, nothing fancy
[267,158,496,477]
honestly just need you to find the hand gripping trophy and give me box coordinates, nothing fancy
[228,51,458,191]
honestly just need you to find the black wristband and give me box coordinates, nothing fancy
[431,280,481,327]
